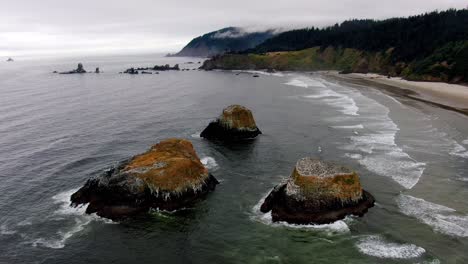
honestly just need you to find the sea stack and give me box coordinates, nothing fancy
[260,158,374,224]
[70,138,219,220]
[59,63,87,74]
[200,105,262,141]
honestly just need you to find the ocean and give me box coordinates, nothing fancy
[0,54,467,263]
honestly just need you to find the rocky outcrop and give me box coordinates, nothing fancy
[200,105,262,141]
[95,67,100,73]
[59,63,87,74]
[6,57,13,62]
[260,158,374,224]
[122,64,179,74]
[70,138,219,220]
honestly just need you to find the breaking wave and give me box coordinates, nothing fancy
[397,194,468,237]
[356,235,426,259]
[201,156,218,170]
[250,193,350,234]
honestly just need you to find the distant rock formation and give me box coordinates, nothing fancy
[6,58,13,62]
[170,27,277,57]
[59,63,87,74]
[122,64,179,74]
[260,158,375,224]
[124,68,139,74]
[95,67,100,73]
[200,105,262,141]
[70,138,219,220]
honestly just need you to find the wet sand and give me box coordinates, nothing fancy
[326,72,468,116]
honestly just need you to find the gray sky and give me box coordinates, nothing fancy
[1,0,466,57]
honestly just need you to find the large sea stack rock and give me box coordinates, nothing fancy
[200,105,262,141]
[70,138,219,220]
[260,158,375,224]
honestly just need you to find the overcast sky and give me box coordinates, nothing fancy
[1,0,466,57]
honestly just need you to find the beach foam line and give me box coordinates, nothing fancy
[356,235,426,259]
[397,194,468,237]
[235,70,285,77]
[201,156,218,170]
[250,193,350,234]
[331,124,364,129]
[323,76,427,189]
[284,76,326,88]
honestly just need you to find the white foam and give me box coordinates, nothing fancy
[285,79,309,88]
[462,139,468,145]
[332,124,364,129]
[397,194,468,237]
[449,142,468,158]
[358,154,425,189]
[201,157,218,170]
[238,70,285,77]
[29,189,115,249]
[356,235,425,259]
[284,76,326,88]
[319,77,427,189]
[304,89,359,116]
[190,132,202,139]
[250,194,350,234]
[0,224,17,235]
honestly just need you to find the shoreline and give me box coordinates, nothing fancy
[324,72,468,117]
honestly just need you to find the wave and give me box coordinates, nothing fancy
[236,70,285,77]
[201,156,218,170]
[4,189,116,249]
[463,139,468,145]
[396,194,468,237]
[356,235,426,259]
[331,124,364,129]
[449,141,468,158]
[284,76,326,88]
[0,224,17,235]
[190,132,202,139]
[303,90,359,116]
[321,80,427,189]
[250,193,350,234]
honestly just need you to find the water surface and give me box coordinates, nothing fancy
[1,55,467,263]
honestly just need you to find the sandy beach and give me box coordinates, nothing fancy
[327,72,468,115]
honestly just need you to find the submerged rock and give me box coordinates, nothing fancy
[71,138,219,220]
[200,105,262,141]
[260,158,374,224]
[6,57,13,62]
[59,63,87,74]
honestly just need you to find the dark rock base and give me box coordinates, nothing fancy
[260,184,375,225]
[200,121,262,141]
[71,170,219,220]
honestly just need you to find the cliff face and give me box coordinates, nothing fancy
[201,42,468,83]
[172,27,276,57]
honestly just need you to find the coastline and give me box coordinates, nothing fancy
[324,72,468,116]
